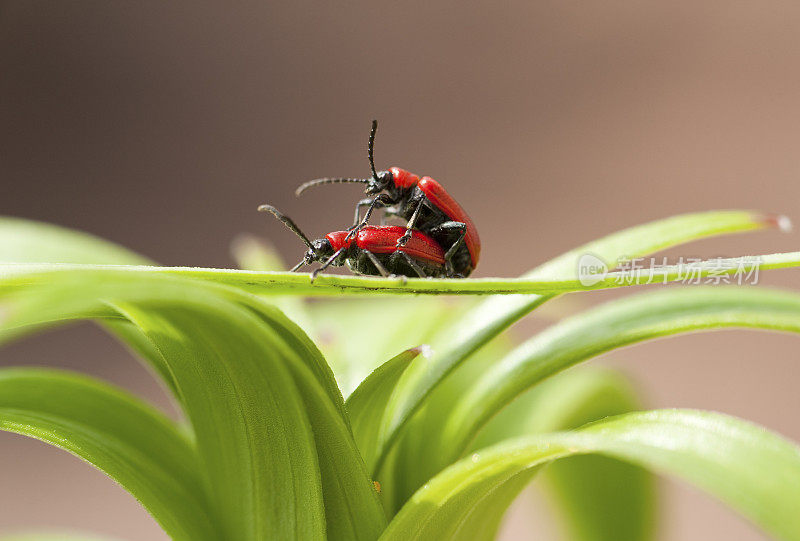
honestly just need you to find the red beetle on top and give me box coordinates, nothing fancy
[295,121,479,278]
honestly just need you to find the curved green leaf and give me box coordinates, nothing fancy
[0,270,385,540]
[233,294,386,540]
[381,410,800,541]
[0,217,151,265]
[0,368,215,540]
[445,287,800,464]
[312,297,452,396]
[0,274,325,539]
[103,297,326,540]
[473,368,655,541]
[373,210,787,473]
[346,347,422,467]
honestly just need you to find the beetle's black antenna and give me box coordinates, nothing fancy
[258,204,314,250]
[295,177,367,197]
[368,120,378,181]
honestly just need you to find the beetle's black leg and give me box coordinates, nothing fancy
[364,250,391,278]
[310,247,345,282]
[436,222,467,261]
[429,221,467,277]
[352,198,375,228]
[396,196,425,247]
[346,194,395,240]
[395,250,428,278]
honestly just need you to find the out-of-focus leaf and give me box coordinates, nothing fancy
[0,217,152,265]
[473,368,654,541]
[230,234,287,272]
[381,410,800,541]
[0,368,215,540]
[313,297,452,396]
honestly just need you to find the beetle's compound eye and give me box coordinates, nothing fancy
[365,170,391,194]
[311,238,333,259]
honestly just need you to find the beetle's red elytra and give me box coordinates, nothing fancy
[326,226,446,266]
[401,171,480,268]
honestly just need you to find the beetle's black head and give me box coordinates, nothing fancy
[365,169,393,195]
[305,238,333,263]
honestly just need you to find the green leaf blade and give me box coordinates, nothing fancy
[346,347,422,468]
[471,368,656,541]
[0,271,385,540]
[444,286,800,463]
[0,368,215,541]
[382,410,800,541]
[110,297,326,541]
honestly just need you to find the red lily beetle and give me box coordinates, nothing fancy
[259,205,448,281]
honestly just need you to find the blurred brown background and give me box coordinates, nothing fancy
[1,2,799,539]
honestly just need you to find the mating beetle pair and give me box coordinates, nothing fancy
[260,121,480,280]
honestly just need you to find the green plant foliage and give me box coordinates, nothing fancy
[346,347,422,467]
[1,211,799,541]
[442,286,800,464]
[472,368,656,541]
[369,210,790,478]
[0,368,215,540]
[380,410,800,541]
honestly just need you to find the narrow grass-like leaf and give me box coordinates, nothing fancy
[388,367,655,536]
[101,319,179,397]
[373,210,787,473]
[444,286,800,464]
[473,368,654,541]
[380,337,513,512]
[0,368,215,540]
[381,410,800,541]
[3,249,799,296]
[346,347,421,466]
